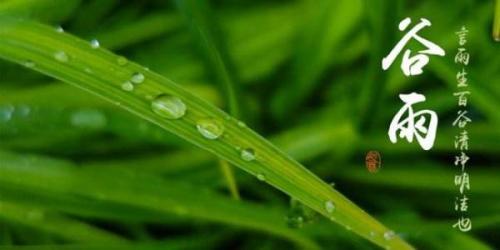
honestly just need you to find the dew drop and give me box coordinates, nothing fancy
[121,81,134,91]
[286,215,304,229]
[90,39,100,49]
[256,173,266,181]
[0,105,14,122]
[237,121,246,127]
[70,109,107,129]
[240,148,255,161]
[151,94,186,120]
[196,118,224,140]
[55,26,64,33]
[117,56,128,66]
[324,200,335,213]
[131,72,144,84]
[54,51,69,62]
[384,230,395,240]
[24,60,35,68]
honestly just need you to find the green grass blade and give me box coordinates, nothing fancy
[494,0,500,41]
[177,0,243,199]
[176,0,241,118]
[271,0,362,120]
[0,16,413,249]
[0,202,126,243]
[0,0,81,23]
[0,150,318,249]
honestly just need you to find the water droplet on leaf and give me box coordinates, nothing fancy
[24,60,35,68]
[324,200,335,213]
[121,81,134,91]
[90,39,100,49]
[384,230,395,240]
[240,148,255,161]
[196,118,224,139]
[131,72,144,84]
[256,173,266,181]
[117,56,128,66]
[54,51,69,62]
[151,94,186,120]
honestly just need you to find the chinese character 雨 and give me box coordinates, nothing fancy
[453,217,472,232]
[388,92,438,150]
[382,17,445,76]
[455,48,470,65]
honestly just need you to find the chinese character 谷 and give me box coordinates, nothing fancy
[388,92,438,150]
[453,110,472,128]
[382,17,445,76]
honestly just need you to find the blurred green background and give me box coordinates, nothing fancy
[0,0,499,249]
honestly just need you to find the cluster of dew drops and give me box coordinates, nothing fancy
[23,27,402,245]
[35,26,267,181]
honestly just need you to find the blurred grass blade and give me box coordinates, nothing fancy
[176,0,243,199]
[0,16,413,249]
[494,0,500,41]
[0,201,126,243]
[218,158,240,199]
[95,12,181,50]
[176,0,241,117]
[0,150,318,250]
[0,0,81,23]
[271,0,362,120]
[356,0,401,130]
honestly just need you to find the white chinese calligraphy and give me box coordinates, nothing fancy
[382,17,445,76]
[388,93,438,150]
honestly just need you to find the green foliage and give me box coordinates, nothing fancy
[0,0,498,249]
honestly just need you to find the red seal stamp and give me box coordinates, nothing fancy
[365,150,381,173]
